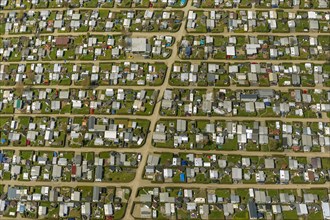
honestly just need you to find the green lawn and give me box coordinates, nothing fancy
[308,211,323,220]
[195,173,210,183]
[283,210,298,220]
[0,117,12,127]
[233,210,249,220]
[104,171,136,182]
[235,189,249,203]
[159,153,173,165]
[215,189,230,198]
[114,203,127,219]
[209,210,225,219]
[20,150,34,160]
[304,188,328,201]
[220,138,238,151]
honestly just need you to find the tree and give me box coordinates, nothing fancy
[326,52,330,63]
[121,29,132,37]
[81,76,91,87]
[15,83,24,97]
[118,29,133,48]
[17,10,24,21]
[118,37,128,48]
[26,70,35,82]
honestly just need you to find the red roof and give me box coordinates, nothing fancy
[308,171,315,181]
[292,146,300,151]
[71,164,76,175]
[55,37,69,46]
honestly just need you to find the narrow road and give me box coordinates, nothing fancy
[1,30,329,39]
[1,113,329,122]
[2,59,328,64]
[1,179,329,190]
[0,145,327,158]
[1,6,328,13]
[123,4,193,219]
[0,83,327,91]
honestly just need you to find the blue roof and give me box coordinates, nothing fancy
[181,160,188,166]
[180,173,185,182]
[19,204,25,213]
[185,47,192,56]
[8,188,18,200]
[257,213,264,218]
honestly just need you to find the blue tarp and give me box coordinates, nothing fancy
[181,160,188,166]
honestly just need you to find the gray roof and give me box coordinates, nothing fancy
[177,119,187,132]
[258,89,275,98]
[95,165,103,180]
[232,168,242,180]
[92,186,100,202]
[52,165,62,178]
[82,202,91,216]
[248,200,258,219]
[147,155,160,166]
[8,187,19,200]
[241,94,258,102]
[130,38,148,52]
[140,194,152,203]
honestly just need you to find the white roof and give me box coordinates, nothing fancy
[226,46,236,56]
[131,38,147,52]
